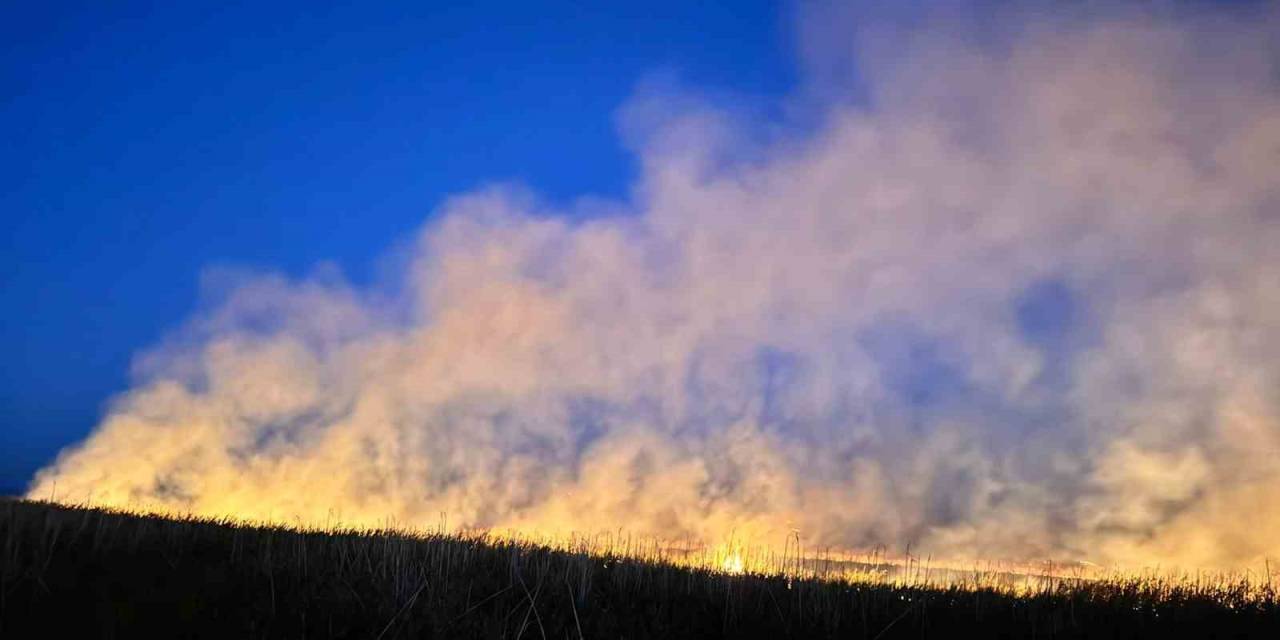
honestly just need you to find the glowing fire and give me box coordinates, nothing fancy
[715,541,748,575]
[720,549,745,575]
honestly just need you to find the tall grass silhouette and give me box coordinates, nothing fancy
[2,499,1276,638]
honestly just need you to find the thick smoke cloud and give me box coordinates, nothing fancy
[30,5,1280,569]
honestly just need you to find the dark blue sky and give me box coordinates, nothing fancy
[1,1,798,494]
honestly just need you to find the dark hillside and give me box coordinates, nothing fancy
[1,499,1275,638]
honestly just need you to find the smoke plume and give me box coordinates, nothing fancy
[30,4,1280,570]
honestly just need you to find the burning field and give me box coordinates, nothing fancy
[3,499,1276,638]
[28,4,1280,574]
[11,2,1280,636]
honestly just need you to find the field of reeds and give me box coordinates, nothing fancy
[1,498,1276,638]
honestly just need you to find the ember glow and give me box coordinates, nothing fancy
[29,4,1280,573]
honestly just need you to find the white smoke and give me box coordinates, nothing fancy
[30,4,1280,569]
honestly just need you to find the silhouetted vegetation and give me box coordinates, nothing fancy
[1,499,1275,638]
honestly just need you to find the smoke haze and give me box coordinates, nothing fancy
[30,3,1280,570]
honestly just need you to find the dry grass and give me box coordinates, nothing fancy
[2,498,1276,638]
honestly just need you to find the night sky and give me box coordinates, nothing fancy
[2,1,796,494]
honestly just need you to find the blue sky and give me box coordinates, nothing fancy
[1,1,800,494]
